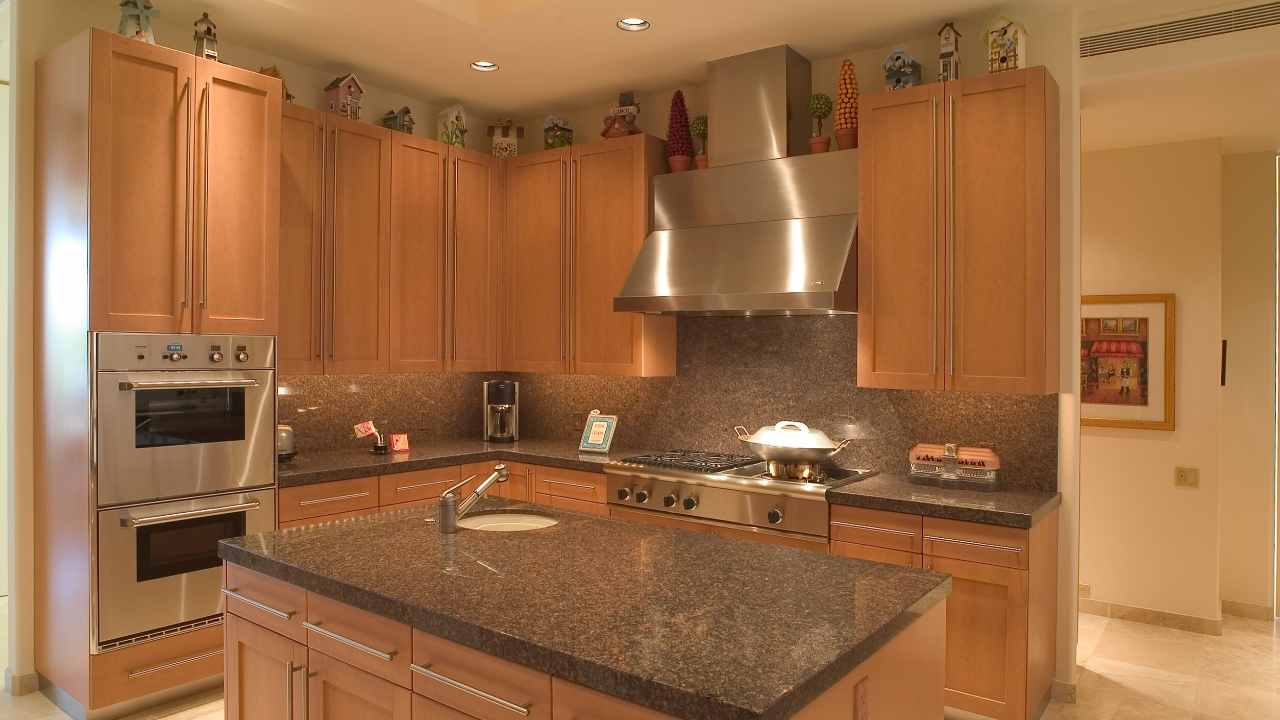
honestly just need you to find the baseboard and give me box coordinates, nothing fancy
[1076,597,1222,636]
[4,668,40,696]
[1052,680,1077,704]
[41,673,222,720]
[1221,599,1275,621]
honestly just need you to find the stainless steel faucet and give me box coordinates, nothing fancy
[438,464,509,533]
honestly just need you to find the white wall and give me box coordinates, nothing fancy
[1219,152,1277,614]
[1081,139,1224,622]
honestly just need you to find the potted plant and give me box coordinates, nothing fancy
[809,93,833,153]
[691,115,709,169]
[666,90,694,172]
[835,60,859,150]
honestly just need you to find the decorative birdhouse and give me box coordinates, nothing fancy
[882,47,923,91]
[118,0,157,44]
[488,120,524,159]
[325,74,365,120]
[938,22,962,81]
[258,66,295,103]
[437,105,469,148]
[544,116,573,150]
[193,13,218,61]
[602,91,641,139]
[379,107,416,134]
[987,19,1027,74]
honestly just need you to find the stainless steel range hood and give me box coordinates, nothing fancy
[614,45,859,315]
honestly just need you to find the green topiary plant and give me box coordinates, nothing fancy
[809,93,833,137]
[690,115,708,154]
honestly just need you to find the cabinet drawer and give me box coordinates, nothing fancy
[224,563,307,642]
[414,694,479,720]
[279,476,379,523]
[829,506,922,553]
[923,517,1029,570]
[533,492,609,517]
[552,678,675,720]
[379,467,460,506]
[306,592,412,688]
[462,461,530,502]
[831,540,922,568]
[90,625,223,708]
[412,630,551,720]
[531,466,605,503]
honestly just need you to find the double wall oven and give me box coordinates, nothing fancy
[92,333,276,651]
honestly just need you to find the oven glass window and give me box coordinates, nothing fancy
[134,387,246,448]
[136,511,247,582]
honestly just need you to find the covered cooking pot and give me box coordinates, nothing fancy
[734,421,852,463]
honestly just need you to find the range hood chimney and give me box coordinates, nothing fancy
[614,45,859,315]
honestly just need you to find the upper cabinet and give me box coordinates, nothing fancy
[858,67,1059,395]
[278,104,326,374]
[447,146,503,373]
[388,133,447,373]
[505,148,571,374]
[76,31,280,335]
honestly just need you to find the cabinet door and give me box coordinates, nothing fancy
[947,68,1058,394]
[194,59,280,334]
[307,649,412,720]
[389,134,447,372]
[505,149,569,373]
[225,614,307,720]
[926,555,1029,720]
[279,104,325,373]
[857,82,946,390]
[571,136,675,376]
[325,116,392,373]
[88,33,195,332]
[448,146,502,372]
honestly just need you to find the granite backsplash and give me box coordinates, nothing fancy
[279,316,1059,491]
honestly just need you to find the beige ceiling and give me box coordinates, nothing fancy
[154,0,1014,115]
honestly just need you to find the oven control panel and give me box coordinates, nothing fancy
[95,333,276,371]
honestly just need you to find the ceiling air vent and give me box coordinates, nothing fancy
[1080,1,1280,57]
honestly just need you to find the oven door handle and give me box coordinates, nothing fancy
[122,500,261,528]
[117,378,261,391]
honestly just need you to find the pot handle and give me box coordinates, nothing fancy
[774,421,810,433]
[833,438,854,453]
[734,426,752,441]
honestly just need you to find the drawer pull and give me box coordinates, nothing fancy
[303,621,396,662]
[542,478,595,491]
[298,491,371,507]
[410,663,530,717]
[126,648,223,679]
[396,479,452,493]
[222,588,296,621]
[924,535,1024,554]
[831,521,918,538]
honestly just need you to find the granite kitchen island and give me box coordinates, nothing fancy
[219,500,950,719]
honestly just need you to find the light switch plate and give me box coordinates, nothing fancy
[1175,466,1200,488]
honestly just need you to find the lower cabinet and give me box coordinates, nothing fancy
[225,613,306,720]
[308,647,413,720]
[830,539,921,568]
[529,465,608,516]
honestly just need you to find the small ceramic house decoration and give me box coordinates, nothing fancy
[325,74,364,120]
[258,66,295,103]
[379,107,416,134]
[437,105,469,148]
[987,19,1027,74]
[488,119,524,158]
[938,22,961,81]
[602,91,641,139]
[883,47,923,91]
[118,0,157,44]
[543,116,573,149]
[193,12,218,61]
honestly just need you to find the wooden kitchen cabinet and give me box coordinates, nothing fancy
[225,613,306,720]
[857,67,1058,394]
[308,648,413,720]
[389,133,448,372]
[279,104,326,373]
[505,148,571,373]
[448,146,504,372]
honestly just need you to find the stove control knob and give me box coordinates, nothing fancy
[767,508,784,525]
[634,489,650,504]
[662,494,677,507]
[168,353,184,363]
[682,496,698,511]
[616,487,631,502]
[235,350,250,363]
[209,350,225,363]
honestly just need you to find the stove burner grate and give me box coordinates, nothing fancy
[622,450,759,473]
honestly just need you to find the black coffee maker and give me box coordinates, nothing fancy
[483,381,519,443]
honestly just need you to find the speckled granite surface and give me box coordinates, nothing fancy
[221,501,950,720]
[827,473,1061,529]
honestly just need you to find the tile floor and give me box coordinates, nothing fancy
[1,613,1277,719]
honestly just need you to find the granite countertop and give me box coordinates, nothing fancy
[827,473,1060,529]
[220,500,950,720]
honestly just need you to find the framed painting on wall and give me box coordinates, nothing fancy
[1080,293,1176,430]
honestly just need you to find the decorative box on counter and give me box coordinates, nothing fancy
[909,443,1001,487]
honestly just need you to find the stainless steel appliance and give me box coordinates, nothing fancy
[277,424,297,461]
[605,451,875,540]
[483,380,519,442]
[615,45,859,315]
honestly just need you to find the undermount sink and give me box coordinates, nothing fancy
[456,513,559,532]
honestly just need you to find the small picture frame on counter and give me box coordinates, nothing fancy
[390,433,410,453]
[578,409,618,453]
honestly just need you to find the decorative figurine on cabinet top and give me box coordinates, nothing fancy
[665,90,695,172]
[379,107,416,134]
[325,73,364,120]
[834,59,858,150]
[938,22,961,81]
[988,18,1027,74]
[883,47,922,91]
[258,66,295,103]
[544,116,573,149]
[488,119,524,158]
[118,0,157,44]
[602,91,641,139]
[438,104,469,148]
[193,12,218,61]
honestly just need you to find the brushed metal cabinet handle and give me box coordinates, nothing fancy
[931,95,939,377]
[924,534,1024,554]
[303,621,395,662]
[831,521,918,539]
[297,491,370,507]
[222,587,295,620]
[542,478,594,491]
[947,95,957,379]
[127,648,222,679]
[182,76,193,310]
[410,663,530,716]
[124,500,261,528]
[201,81,212,310]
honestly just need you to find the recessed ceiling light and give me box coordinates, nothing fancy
[617,17,651,32]
[470,60,499,72]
